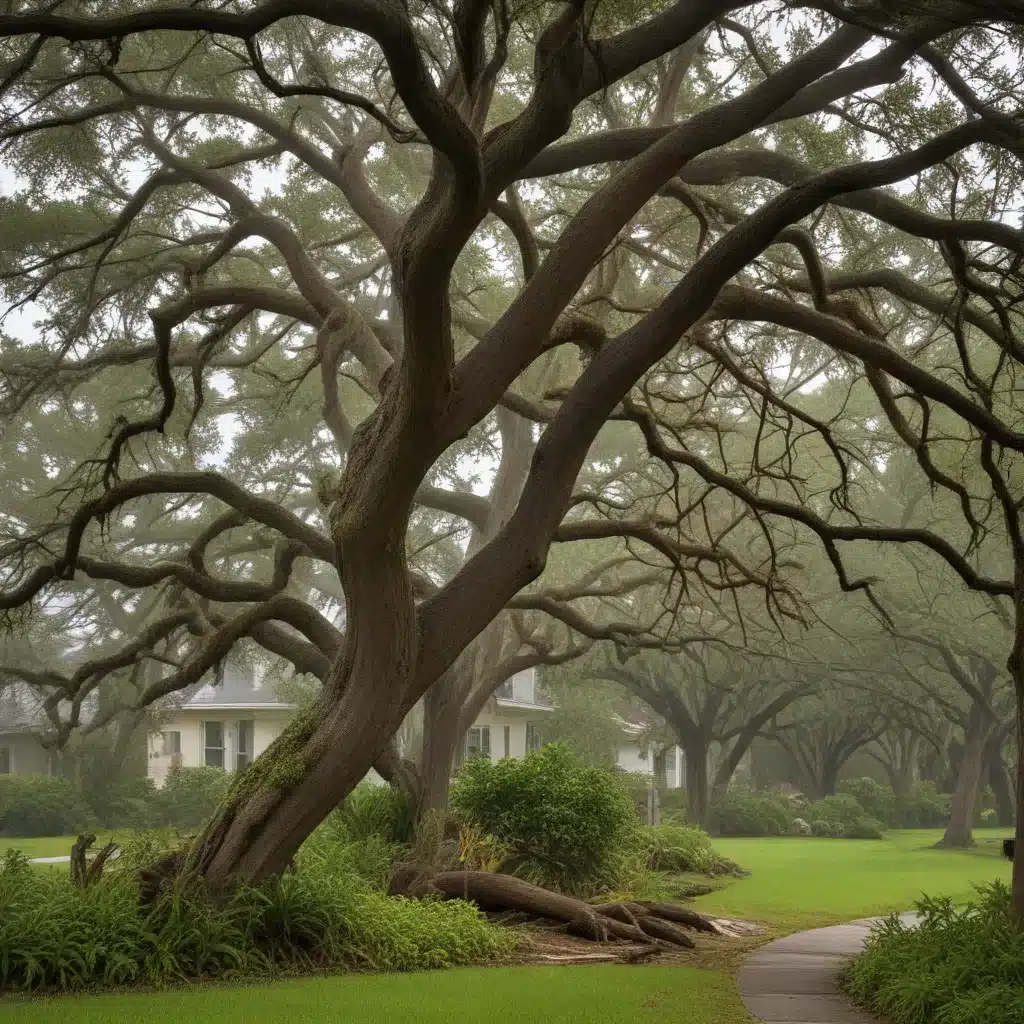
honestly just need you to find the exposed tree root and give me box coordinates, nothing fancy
[390,865,731,950]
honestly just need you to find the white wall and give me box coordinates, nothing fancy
[616,741,683,788]
[470,710,531,759]
[617,740,651,776]
[509,668,538,705]
[148,710,292,788]
[0,733,53,776]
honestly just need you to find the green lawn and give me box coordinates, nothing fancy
[1,827,1014,1020]
[693,828,1013,932]
[1,835,82,859]
[0,966,750,1023]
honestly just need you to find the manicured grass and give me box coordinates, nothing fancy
[0,835,83,859]
[693,828,1013,933]
[0,965,750,1023]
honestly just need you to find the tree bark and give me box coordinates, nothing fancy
[390,865,718,948]
[1008,592,1024,926]
[985,728,1015,828]
[937,701,991,849]
[683,741,711,827]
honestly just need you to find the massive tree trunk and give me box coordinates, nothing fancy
[985,727,1015,828]
[937,701,992,849]
[1008,592,1024,926]
[683,741,711,827]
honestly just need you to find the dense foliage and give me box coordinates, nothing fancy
[335,782,416,846]
[640,823,743,877]
[843,884,1024,1024]
[451,744,640,894]
[0,829,513,993]
[839,779,952,829]
[0,774,89,836]
[713,791,796,837]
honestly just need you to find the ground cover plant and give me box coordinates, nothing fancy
[842,883,1024,1024]
[0,829,513,993]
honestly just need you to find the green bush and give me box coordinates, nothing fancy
[842,883,1024,1024]
[846,818,886,840]
[713,790,794,836]
[334,781,415,846]
[0,832,514,993]
[811,818,844,838]
[895,782,951,828]
[839,778,898,826]
[451,743,639,895]
[806,793,865,829]
[0,774,91,836]
[156,765,231,830]
[639,823,744,876]
[87,775,160,830]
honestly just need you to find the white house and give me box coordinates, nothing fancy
[147,667,296,787]
[0,683,58,777]
[148,665,557,786]
[2,667,684,792]
[615,717,684,789]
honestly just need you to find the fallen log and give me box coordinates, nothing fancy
[636,901,719,933]
[390,865,722,949]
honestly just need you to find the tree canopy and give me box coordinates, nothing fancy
[0,0,1022,912]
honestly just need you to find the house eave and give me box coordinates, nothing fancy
[176,702,299,712]
[495,699,554,713]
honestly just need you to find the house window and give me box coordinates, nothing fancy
[161,731,181,756]
[665,747,677,775]
[495,679,514,700]
[236,720,254,771]
[203,721,225,768]
[526,722,542,753]
[0,747,9,774]
[465,727,491,760]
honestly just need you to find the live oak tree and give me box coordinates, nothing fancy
[2,0,1024,919]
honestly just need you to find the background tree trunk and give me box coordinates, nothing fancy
[683,742,711,827]
[985,728,1015,828]
[937,701,991,849]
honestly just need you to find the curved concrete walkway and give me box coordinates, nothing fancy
[738,913,919,1023]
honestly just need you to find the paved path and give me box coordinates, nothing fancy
[738,913,919,1023]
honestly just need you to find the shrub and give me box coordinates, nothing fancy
[842,883,1024,1024]
[811,818,845,838]
[451,743,639,894]
[806,793,866,830]
[87,775,160,830]
[639,823,742,876]
[839,778,898,826]
[846,817,886,840]
[0,774,90,836]
[713,790,794,836]
[895,782,951,828]
[334,781,415,846]
[789,817,812,836]
[0,832,514,993]
[156,765,230,830]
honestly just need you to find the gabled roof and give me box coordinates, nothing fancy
[0,681,46,734]
[179,664,296,711]
[0,680,99,735]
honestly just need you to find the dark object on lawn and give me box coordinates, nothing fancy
[390,864,725,950]
[1004,838,1015,861]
